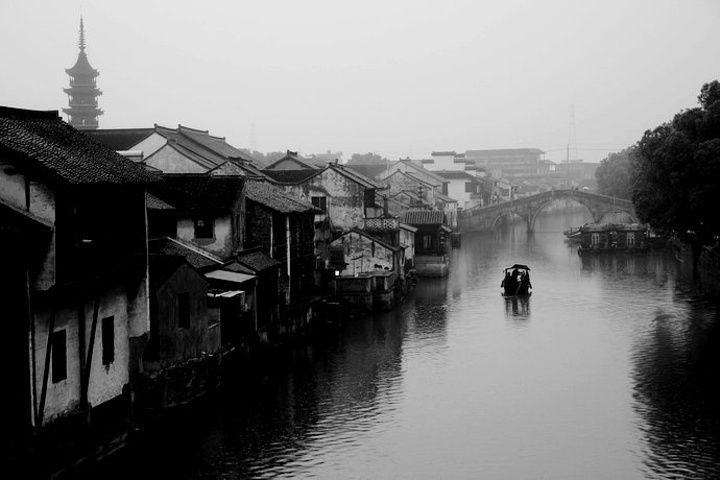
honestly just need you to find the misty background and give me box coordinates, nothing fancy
[1,0,718,164]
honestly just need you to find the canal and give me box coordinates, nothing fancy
[91,210,720,479]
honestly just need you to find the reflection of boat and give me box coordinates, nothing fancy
[505,294,530,317]
[501,264,532,296]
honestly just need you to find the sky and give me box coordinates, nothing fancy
[1,0,719,164]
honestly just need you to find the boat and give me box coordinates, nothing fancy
[563,225,585,243]
[501,264,532,296]
[576,222,650,255]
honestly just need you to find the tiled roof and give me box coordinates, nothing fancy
[245,180,317,213]
[236,248,282,272]
[83,128,154,151]
[146,192,175,210]
[401,209,446,225]
[331,164,383,189]
[262,169,320,184]
[148,237,223,270]
[344,163,393,180]
[394,160,448,184]
[149,174,244,212]
[0,107,159,185]
[436,192,457,203]
[149,254,207,292]
[177,125,253,162]
[265,151,320,170]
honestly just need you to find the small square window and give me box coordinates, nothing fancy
[194,217,214,239]
[178,292,190,329]
[102,316,115,366]
[51,330,67,383]
[311,196,327,212]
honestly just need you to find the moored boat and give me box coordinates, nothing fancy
[501,264,532,296]
[576,222,650,255]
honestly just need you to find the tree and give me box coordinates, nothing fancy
[347,152,388,165]
[595,146,635,199]
[632,80,720,270]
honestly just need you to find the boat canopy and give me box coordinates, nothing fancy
[504,264,530,271]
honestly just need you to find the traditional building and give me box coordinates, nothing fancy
[0,106,158,477]
[84,124,257,173]
[263,162,385,233]
[147,174,247,260]
[63,18,103,130]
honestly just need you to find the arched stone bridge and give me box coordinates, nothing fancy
[458,189,636,233]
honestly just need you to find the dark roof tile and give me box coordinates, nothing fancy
[0,107,159,185]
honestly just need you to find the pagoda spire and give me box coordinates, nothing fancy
[79,16,86,51]
[63,17,103,130]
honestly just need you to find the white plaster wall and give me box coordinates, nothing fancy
[177,215,233,258]
[0,159,27,209]
[400,227,415,261]
[145,146,207,173]
[132,132,167,159]
[333,232,394,276]
[447,178,472,208]
[29,180,55,223]
[33,287,130,423]
[428,153,456,171]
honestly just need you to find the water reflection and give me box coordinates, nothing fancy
[503,294,531,319]
[631,296,720,480]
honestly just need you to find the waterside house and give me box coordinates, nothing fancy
[577,223,650,255]
[0,106,158,477]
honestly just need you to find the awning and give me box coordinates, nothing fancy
[204,270,256,284]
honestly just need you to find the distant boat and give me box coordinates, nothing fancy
[563,225,584,243]
[501,264,532,296]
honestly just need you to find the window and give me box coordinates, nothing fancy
[591,233,600,246]
[51,330,67,383]
[442,183,448,195]
[627,232,635,246]
[465,182,474,193]
[311,196,327,212]
[178,292,190,329]
[102,316,115,365]
[194,217,214,239]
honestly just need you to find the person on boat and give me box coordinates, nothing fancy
[511,268,519,282]
[523,271,532,289]
[501,271,511,288]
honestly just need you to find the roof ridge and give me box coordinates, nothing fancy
[165,237,223,263]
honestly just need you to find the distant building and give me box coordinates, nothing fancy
[465,148,545,178]
[63,18,103,130]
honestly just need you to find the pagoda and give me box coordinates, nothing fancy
[63,17,103,130]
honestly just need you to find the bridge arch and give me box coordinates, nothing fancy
[458,189,637,233]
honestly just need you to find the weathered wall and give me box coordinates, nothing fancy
[177,215,234,259]
[331,231,395,276]
[153,264,210,367]
[283,169,367,232]
[32,286,131,424]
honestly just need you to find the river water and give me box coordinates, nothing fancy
[94,210,720,480]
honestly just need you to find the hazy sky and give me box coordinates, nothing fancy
[1,0,718,164]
